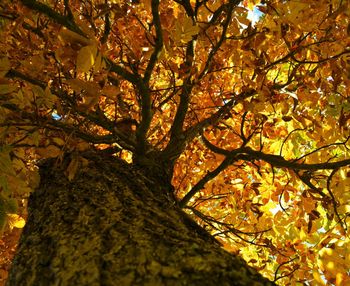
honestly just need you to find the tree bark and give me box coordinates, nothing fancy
[7,151,275,286]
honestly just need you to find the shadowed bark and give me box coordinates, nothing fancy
[7,151,275,286]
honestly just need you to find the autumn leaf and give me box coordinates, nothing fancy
[66,156,80,181]
[76,45,98,72]
[173,15,200,44]
[36,145,62,158]
[7,214,25,229]
[58,28,91,46]
[0,56,10,77]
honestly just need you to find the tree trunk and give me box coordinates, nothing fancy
[7,151,275,286]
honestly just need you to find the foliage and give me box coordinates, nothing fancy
[0,0,350,284]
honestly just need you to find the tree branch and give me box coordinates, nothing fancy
[143,0,163,84]
[5,69,136,150]
[1,103,120,147]
[160,40,196,160]
[184,89,256,144]
[179,155,235,208]
[197,1,236,80]
[105,59,139,85]
[179,139,350,208]
[20,0,84,36]
[135,80,153,154]
[173,0,194,17]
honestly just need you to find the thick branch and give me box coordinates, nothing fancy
[133,0,163,153]
[161,40,196,160]
[169,41,195,140]
[243,148,350,171]
[135,80,153,154]
[202,134,350,171]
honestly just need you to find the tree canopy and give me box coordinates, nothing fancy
[0,0,350,284]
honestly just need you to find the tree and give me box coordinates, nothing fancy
[0,0,349,284]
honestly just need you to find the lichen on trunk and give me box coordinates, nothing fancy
[7,151,274,286]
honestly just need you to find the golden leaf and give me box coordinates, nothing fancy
[0,56,10,77]
[7,214,25,229]
[0,84,16,95]
[66,78,100,97]
[102,85,121,99]
[36,145,62,158]
[58,28,91,46]
[66,157,80,181]
[173,16,200,44]
[52,137,66,146]
[76,45,97,72]
[66,156,89,181]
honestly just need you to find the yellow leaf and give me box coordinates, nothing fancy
[7,214,25,229]
[28,169,40,189]
[313,270,326,285]
[66,78,100,97]
[75,141,90,151]
[301,196,315,213]
[230,18,241,36]
[58,28,91,46]
[31,85,46,98]
[237,15,251,26]
[93,52,106,71]
[0,56,11,77]
[0,84,16,95]
[102,85,120,99]
[76,45,97,72]
[43,86,57,108]
[4,198,18,214]
[65,156,89,181]
[0,148,15,175]
[66,157,80,181]
[174,16,200,44]
[36,145,62,158]
[52,137,66,146]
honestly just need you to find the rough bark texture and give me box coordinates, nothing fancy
[7,151,275,286]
